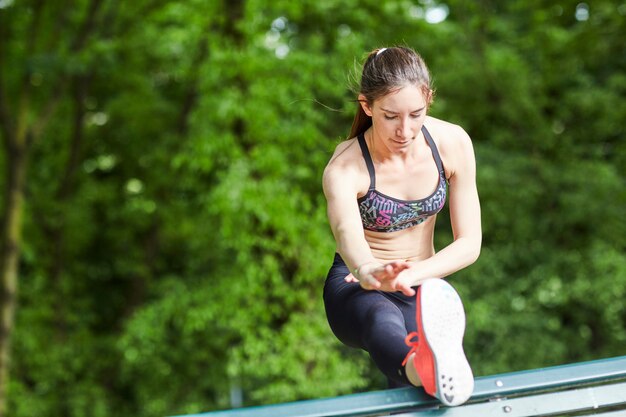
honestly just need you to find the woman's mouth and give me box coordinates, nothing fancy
[392,139,411,145]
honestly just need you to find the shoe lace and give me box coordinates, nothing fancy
[401,331,419,366]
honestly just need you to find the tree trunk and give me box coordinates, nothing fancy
[0,135,28,417]
[0,2,109,414]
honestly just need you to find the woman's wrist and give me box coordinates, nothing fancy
[406,262,441,286]
[405,262,423,286]
[352,261,379,279]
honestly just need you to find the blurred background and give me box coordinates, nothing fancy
[1,0,625,416]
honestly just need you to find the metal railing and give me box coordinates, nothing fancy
[174,355,626,417]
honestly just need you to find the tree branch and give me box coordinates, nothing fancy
[70,0,105,52]
[44,0,76,55]
[15,0,46,149]
[0,84,11,152]
[30,0,105,145]
[0,9,13,149]
[113,0,171,38]
[30,82,67,143]
[176,26,212,136]
[56,75,89,201]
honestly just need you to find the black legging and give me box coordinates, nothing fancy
[323,253,417,387]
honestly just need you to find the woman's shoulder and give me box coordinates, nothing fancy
[424,116,470,143]
[325,137,361,171]
[424,116,475,177]
[323,137,364,192]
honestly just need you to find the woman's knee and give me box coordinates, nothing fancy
[361,301,406,344]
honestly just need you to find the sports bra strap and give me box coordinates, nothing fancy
[357,133,376,190]
[357,126,445,190]
[421,126,445,174]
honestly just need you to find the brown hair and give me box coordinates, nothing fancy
[348,46,434,139]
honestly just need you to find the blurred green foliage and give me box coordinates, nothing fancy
[1,0,625,416]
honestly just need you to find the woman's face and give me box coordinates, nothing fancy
[360,84,429,152]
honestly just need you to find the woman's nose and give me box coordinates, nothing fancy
[396,120,414,139]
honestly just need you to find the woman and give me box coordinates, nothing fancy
[322,46,481,407]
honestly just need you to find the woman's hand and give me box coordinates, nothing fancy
[345,261,416,296]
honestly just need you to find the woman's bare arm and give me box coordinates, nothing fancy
[402,124,482,284]
[323,146,412,292]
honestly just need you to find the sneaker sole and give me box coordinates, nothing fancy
[419,279,474,406]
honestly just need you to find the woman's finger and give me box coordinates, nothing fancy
[372,263,407,281]
[397,282,416,297]
[359,274,381,290]
[389,262,411,273]
[362,280,381,290]
[344,273,359,283]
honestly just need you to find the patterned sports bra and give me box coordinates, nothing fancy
[357,126,447,233]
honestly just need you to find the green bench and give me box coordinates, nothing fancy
[175,355,626,417]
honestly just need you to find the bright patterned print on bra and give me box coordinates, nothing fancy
[357,126,447,233]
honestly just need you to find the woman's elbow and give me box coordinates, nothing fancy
[468,246,481,265]
[462,235,481,266]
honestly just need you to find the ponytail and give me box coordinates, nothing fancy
[348,103,372,139]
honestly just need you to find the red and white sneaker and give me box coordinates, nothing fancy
[402,278,474,406]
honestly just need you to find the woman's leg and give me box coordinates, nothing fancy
[323,254,417,387]
[358,295,415,387]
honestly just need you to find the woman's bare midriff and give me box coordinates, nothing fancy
[363,215,438,262]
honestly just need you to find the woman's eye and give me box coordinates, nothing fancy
[383,114,421,120]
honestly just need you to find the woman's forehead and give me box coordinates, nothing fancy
[374,84,427,111]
